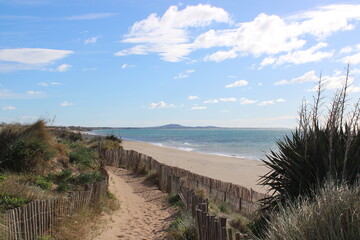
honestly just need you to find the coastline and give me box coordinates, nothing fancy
[122,139,269,194]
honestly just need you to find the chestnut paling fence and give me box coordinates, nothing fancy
[2,169,109,240]
[179,187,247,240]
[102,148,267,212]
[102,148,267,240]
[2,148,266,239]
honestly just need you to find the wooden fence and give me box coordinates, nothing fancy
[2,169,109,240]
[179,186,246,240]
[101,148,267,212]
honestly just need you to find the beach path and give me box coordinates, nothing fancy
[96,167,174,240]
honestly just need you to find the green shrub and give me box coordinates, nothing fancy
[0,120,56,173]
[167,211,197,240]
[105,135,122,143]
[35,176,52,190]
[254,181,360,240]
[74,172,103,185]
[0,174,7,182]
[218,202,230,213]
[167,194,183,207]
[0,194,28,211]
[69,146,96,167]
[56,182,71,192]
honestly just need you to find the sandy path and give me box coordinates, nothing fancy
[97,167,175,240]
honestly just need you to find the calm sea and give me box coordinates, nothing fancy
[92,128,292,161]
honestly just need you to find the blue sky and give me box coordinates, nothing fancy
[1,0,360,127]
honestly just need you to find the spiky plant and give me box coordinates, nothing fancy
[260,65,360,211]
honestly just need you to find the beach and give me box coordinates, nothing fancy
[122,140,269,194]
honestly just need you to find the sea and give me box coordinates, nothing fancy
[92,128,292,161]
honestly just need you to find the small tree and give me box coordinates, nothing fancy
[260,65,360,211]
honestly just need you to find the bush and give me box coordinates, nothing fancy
[0,194,28,211]
[105,135,122,143]
[74,172,103,185]
[0,120,56,173]
[35,176,52,190]
[69,145,96,168]
[260,68,360,212]
[167,194,183,207]
[167,211,197,240]
[255,181,360,240]
[0,174,6,182]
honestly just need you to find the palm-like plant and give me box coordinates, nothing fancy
[260,65,360,211]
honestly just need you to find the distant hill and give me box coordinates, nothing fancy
[152,124,219,129]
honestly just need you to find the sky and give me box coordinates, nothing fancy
[1,0,360,128]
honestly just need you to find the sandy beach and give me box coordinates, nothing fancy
[122,140,269,194]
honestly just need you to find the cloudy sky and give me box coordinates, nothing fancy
[1,0,360,127]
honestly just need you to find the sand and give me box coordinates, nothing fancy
[122,140,269,194]
[97,167,175,240]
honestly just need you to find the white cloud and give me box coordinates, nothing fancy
[84,36,101,44]
[121,63,135,69]
[2,106,15,110]
[26,90,44,95]
[342,52,360,65]
[67,13,117,20]
[199,4,360,62]
[204,99,219,104]
[38,82,62,87]
[174,69,195,79]
[258,98,286,106]
[0,48,73,64]
[55,64,71,72]
[225,80,248,88]
[115,4,231,62]
[117,4,360,64]
[51,82,62,85]
[205,49,238,62]
[188,96,200,100]
[0,88,47,99]
[148,101,175,109]
[260,42,333,67]
[274,70,318,85]
[192,106,207,110]
[258,100,275,106]
[278,70,360,92]
[276,98,287,103]
[308,71,360,92]
[239,97,257,105]
[219,97,237,102]
[60,101,73,107]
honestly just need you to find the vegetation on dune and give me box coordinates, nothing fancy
[0,121,122,212]
[255,181,360,240]
[251,66,360,238]
[0,120,56,173]
[166,193,197,240]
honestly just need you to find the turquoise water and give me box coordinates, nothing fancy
[92,128,292,161]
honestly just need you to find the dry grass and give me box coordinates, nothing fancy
[0,173,61,212]
[50,191,119,240]
[255,180,360,240]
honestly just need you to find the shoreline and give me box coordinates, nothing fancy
[122,139,269,194]
[81,131,269,193]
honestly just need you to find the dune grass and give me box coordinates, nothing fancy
[254,180,360,240]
